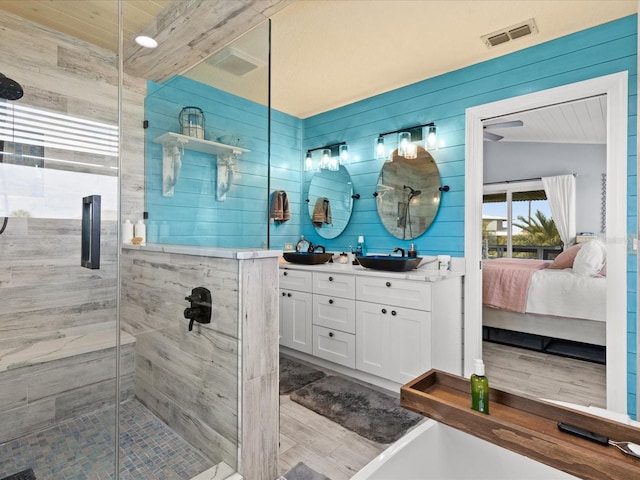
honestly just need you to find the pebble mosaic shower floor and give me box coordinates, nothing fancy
[0,399,213,479]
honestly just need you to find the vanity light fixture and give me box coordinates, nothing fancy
[376,122,436,159]
[305,142,348,172]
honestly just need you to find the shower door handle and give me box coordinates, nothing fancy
[81,195,101,269]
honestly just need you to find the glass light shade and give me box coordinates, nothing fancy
[329,156,339,171]
[376,137,386,160]
[339,144,349,165]
[398,132,411,157]
[304,152,313,171]
[320,149,331,169]
[405,143,418,159]
[427,126,437,150]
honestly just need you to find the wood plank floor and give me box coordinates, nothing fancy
[278,343,606,478]
[483,341,606,408]
[279,394,388,479]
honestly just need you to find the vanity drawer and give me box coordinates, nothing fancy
[312,325,355,369]
[312,294,356,333]
[312,272,355,299]
[280,268,312,292]
[356,277,431,311]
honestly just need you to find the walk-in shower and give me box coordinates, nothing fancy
[0,2,275,479]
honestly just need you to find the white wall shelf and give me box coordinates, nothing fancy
[153,132,250,197]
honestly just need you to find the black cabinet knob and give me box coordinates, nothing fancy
[329,299,334,304]
[288,293,292,297]
[385,281,391,287]
[283,271,288,276]
[329,276,334,281]
[282,292,286,296]
[391,310,397,316]
[329,332,334,337]
[382,308,387,314]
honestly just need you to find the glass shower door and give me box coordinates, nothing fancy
[0,5,120,479]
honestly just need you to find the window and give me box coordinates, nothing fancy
[483,180,562,259]
[0,102,118,219]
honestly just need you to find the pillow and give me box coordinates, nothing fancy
[549,243,582,269]
[573,239,606,276]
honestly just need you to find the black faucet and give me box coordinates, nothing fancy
[314,245,326,253]
[393,247,405,257]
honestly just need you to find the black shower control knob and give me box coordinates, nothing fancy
[185,292,203,303]
[184,306,203,319]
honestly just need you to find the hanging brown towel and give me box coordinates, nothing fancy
[312,197,331,227]
[270,190,290,222]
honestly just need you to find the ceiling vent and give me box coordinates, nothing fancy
[206,47,266,76]
[481,19,538,48]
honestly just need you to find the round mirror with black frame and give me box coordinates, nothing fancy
[375,146,441,240]
[307,165,354,239]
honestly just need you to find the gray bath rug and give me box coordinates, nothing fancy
[279,355,326,394]
[279,462,331,480]
[290,375,422,443]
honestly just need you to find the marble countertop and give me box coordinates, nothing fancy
[123,243,282,260]
[279,255,464,282]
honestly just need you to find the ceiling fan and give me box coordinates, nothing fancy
[483,120,524,141]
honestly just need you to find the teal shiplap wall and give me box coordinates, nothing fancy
[144,76,302,248]
[300,15,637,415]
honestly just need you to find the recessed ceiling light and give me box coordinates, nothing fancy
[135,36,158,49]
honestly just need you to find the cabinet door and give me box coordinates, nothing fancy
[279,290,312,354]
[356,302,431,383]
[355,302,390,378]
[388,308,431,384]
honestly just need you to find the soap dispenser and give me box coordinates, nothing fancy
[470,359,489,414]
[356,236,366,257]
[408,243,417,258]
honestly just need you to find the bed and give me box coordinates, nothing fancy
[482,240,607,348]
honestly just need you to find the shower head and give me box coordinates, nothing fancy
[0,73,23,101]
[404,185,422,198]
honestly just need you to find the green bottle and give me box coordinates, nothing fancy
[471,359,489,414]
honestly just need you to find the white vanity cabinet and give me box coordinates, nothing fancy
[279,269,313,354]
[279,263,463,385]
[311,272,356,368]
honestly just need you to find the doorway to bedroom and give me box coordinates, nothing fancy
[464,72,629,414]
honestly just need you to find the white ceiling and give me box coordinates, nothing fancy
[269,1,636,118]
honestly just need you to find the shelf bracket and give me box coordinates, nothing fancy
[162,139,186,197]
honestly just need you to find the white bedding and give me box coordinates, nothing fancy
[526,268,606,322]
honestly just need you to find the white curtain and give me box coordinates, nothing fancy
[542,174,576,250]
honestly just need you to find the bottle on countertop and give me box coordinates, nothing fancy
[408,243,417,258]
[470,359,489,414]
[122,219,134,245]
[135,219,146,245]
[356,235,366,257]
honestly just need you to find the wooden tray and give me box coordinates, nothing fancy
[401,369,640,480]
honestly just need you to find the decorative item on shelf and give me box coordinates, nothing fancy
[375,122,437,160]
[179,106,205,139]
[304,142,348,172]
